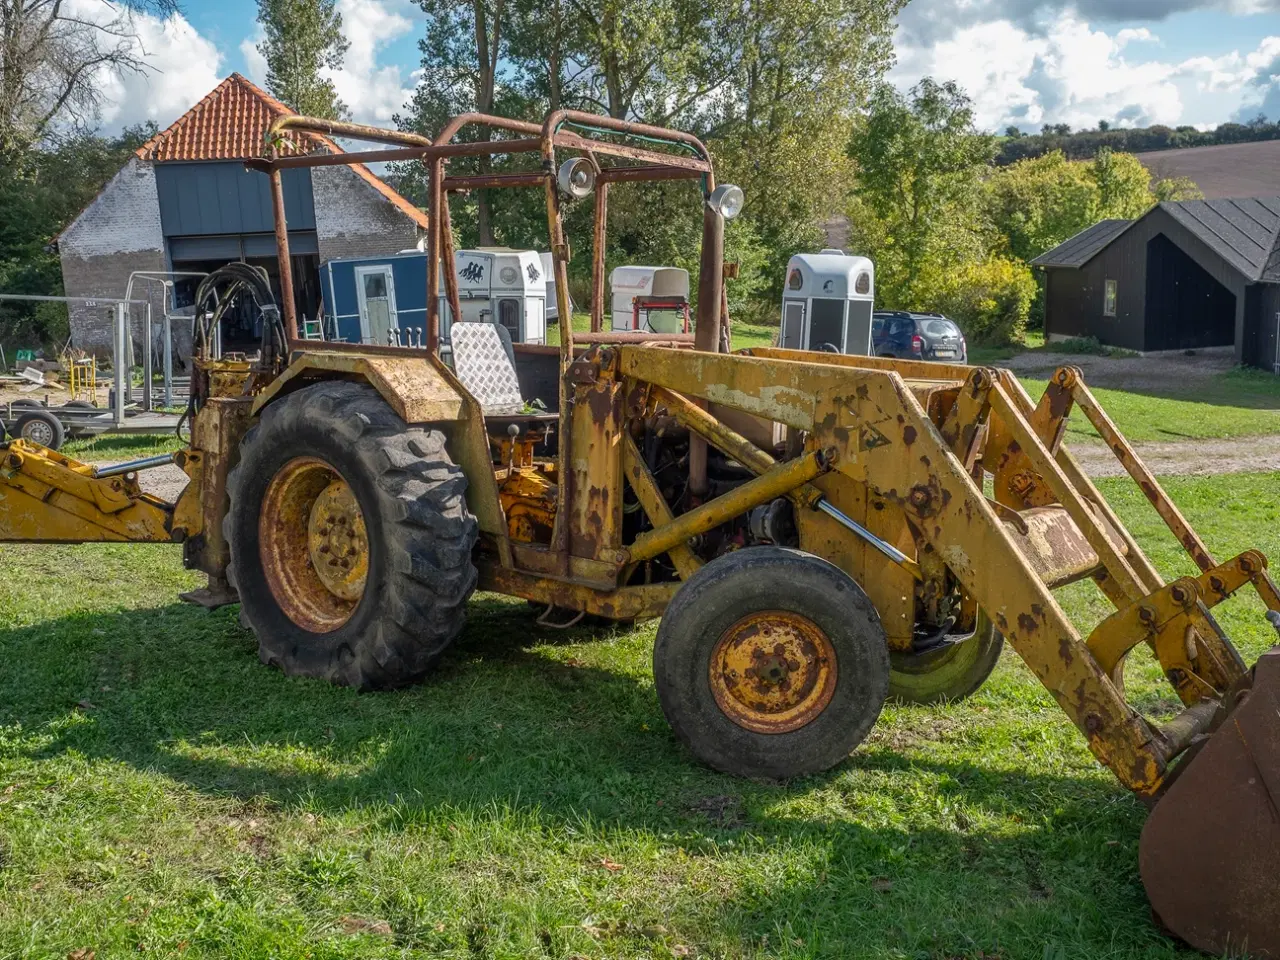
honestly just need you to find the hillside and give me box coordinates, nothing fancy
[1136,139,1280,199]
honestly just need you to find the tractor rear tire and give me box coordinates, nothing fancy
[225,381,478,690]
[654,546,890,779]
[888,612,1003,704]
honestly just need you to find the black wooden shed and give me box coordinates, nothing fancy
[1031,198,1280,370]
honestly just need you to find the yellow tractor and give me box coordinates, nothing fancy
[1,110,1278,957]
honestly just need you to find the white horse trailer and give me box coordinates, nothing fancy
[610,266,691,333]
[445,249,547,344]
[778,250,875,354]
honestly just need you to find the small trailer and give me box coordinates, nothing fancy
[321,249,547,346]
[778,250,875,355]
[449,249,547,344]
[610,266,691,333]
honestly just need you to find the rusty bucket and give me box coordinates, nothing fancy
[1140,648,1280,958]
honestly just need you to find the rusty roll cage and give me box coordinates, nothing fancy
[251,108,724,574]
[247,109,720,362]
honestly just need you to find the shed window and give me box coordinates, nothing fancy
[1103,278,1117,317]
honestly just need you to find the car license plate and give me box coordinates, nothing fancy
[935,349,956,358]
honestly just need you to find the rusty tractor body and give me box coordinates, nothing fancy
[0,110,1278,957]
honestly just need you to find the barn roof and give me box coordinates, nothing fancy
[1161,197,1280,282]
[1031,197,1280,283]
[1030,219,1131,268]
[129,73,428,229]
[136,73,330,162]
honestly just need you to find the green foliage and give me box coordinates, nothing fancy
[996,115,1280,166]
[849,79,995,307]
[850,84,1208,347]
[0,125,156,347]
[255,0,350,120]
[1039,335,1139,358]
[983,147,1199,266]
[928,256,1037,345]
[983,151,1104,263]
[397,0,902,313]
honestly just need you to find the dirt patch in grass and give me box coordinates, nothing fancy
[1003,349,1238,393]
[1072,433,1280,477]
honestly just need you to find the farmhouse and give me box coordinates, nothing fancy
[53,73,428,352]
[1033,197,1280,370]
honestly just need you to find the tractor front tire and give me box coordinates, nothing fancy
[225,381,478,689]
[888,613,1003,704]
[654,547,890,779]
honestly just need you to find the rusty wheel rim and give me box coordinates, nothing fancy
[709,611,837,734]
[260,457,369,633]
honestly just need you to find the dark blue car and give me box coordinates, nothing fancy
[871,311,968,363]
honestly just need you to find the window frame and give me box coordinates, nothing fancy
[1103,278,1118,317]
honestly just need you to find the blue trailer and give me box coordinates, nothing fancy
[320,248,547,345]
[319,251,428,344]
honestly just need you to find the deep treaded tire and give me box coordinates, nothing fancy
[654,546,890,779]
[225,381,478,689]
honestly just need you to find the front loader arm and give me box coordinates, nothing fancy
[620,345,1280,800]
[0,440,182,543]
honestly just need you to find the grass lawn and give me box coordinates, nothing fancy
[2,470,1278,959]
[1017,367,1280,445]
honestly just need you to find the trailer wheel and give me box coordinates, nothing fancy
[225,381,479,690]
[888,612,1003,704]
[654,546,889,779]
[13,410,65,450]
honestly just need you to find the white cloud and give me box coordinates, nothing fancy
[239,0,417,127]
[70,0,223,134]
[240,28,269,87]
[326,0,417,126]
[893,14,1184,131]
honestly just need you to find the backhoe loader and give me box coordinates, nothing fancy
[1,110,1278,957]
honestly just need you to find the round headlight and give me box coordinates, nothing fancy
[557,157,596,199]
[707,183,745,220]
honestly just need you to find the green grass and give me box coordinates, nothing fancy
[1020,369,1280,444]
[62,433,185,460]
[2,471,1277,958]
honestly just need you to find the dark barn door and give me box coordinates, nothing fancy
[1144,234,1235,351]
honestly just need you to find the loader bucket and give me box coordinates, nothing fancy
[1140,648,1280,959]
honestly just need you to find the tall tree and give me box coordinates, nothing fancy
[255,0,350,120]
[409,0,509,244]
[0,123,157,343]
[708,0,903,285]
[0,0,175,156]
[850,78,996,303]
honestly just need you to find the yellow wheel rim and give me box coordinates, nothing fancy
[260,457,369,632]
[709,611,837,734]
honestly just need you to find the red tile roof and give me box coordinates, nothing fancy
[134,73,428,228]
[136,73,329,161]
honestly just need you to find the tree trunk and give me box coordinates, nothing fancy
[472,0,504,246]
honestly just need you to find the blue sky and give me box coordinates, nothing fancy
[92,0,1280,136]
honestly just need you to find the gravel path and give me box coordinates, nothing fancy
[1068,434,1280,478]
[1002,349,1238,392]
[88,461,191,502]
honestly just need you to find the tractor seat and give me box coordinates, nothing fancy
[450,322,556,427]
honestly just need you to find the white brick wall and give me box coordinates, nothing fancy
[312,165,424,265]
[59,156,167,351]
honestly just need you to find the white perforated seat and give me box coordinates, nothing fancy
[450,322,526,415]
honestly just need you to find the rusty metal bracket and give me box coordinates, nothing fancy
[624,449,831,565]
[620,434,702,581]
